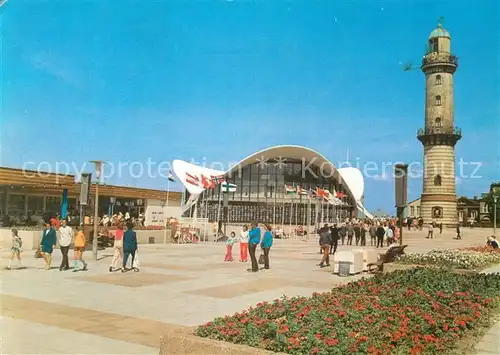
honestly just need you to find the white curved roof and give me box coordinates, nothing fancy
[172,145,371,218]
[337,167,364,202]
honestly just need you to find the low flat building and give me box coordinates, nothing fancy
[0,167,181,226]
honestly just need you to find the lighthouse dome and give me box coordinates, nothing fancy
[429,24,451,39]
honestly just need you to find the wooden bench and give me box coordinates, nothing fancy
[367,245,407,273]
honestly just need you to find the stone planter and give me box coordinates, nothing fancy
[159,326,284,355]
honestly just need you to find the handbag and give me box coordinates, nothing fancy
[258,253,265,265]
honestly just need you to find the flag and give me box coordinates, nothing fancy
[168,170,175,182]
[221,181,237,193]
[336,191,344,199]
[201,175,215,189]
[186,172,200,186]
[212,175,225,184]
[297,185,308,195]
[285,184,297,194]
[316,187,327,198]
[309,188,317,199]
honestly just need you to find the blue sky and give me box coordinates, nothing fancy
[1,0,499,213]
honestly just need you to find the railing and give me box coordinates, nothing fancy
[422,53,458,67]
[417,126,462,137]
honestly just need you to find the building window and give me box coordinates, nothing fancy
[435,117,441,127]
[435,75,442,85]
[410,206,414,215]
[434,175,442,186]
[417,206,421,216]
[435,95,441,106]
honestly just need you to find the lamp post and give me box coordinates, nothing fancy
[90,160,104,260]
[494,195,498,236]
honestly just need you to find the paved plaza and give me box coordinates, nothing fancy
[1,227,498,354]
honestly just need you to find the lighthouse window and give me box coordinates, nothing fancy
[435,117,442,127]
[435,75,442,85]
[435,95,441,106]
[434,175,442,186]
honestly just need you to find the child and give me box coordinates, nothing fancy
[224,232,236,262]
[7,228,22,270]
[73,226,87,272]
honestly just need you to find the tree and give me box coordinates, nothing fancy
[484,182,500,226]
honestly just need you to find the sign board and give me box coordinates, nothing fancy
[394,164,408,208]
[80,173,92,206]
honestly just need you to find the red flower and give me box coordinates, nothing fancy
[324,338,339,346]
[443,323,449,331]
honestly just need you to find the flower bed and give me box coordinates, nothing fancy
[196,269,500,354]
[396,249,500,270]
[460,245,500,254]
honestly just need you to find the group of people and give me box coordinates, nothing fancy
[224,223,273,272]
[317,222,400,268]
[6,218,140,273]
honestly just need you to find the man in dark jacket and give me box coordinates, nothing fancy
[340,224,346,245]
[122,223,138,272]
[329,224,339,255]
[346,224,354,245]
[354,224,361,246]
[369,224,377,246]
[318,224,332,268]
[360,225,367,246]
[376,224,386,248]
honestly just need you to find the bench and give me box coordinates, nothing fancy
[367,245,407,273]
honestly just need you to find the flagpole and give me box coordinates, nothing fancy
[294,196,298,237]
[216,183,222,235]
[179,187,185,244]
[289,197,292,238]
[326,199,329,224]
[281,189,285,234]
[203,188,209,242]
[163,179,170,244]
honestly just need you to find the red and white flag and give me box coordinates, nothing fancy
[185,172,200,186]
[201,175,215,189]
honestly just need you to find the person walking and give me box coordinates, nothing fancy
[318,224,332,268]
[375,224,385,248]
[439,223,443,235]
[73,225,87,272]
[6,228,22,270]
[329,224,339,255]
[40,222,57,270]
[360,223,367,246]
[427,222,434,239]
[339,224,346,245]
[261,224,273,270]
[109,223,124,272]
[247,222,261,272]
[122,223,138,272]
[455,224,461,240]
[58,219,73,271]
[346,223,354,245]
[385,224,394,246]
[239,225,249,262]
[369,223,377,246]
[354,223,361,246]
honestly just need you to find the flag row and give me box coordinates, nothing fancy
[284,184,345,201]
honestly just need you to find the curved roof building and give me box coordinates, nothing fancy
[173,145,372,226]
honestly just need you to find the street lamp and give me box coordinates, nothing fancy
[90,160,104,260]
[494,195,498,236]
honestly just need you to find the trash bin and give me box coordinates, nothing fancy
[148,237,155,244]
[338,261,351,277]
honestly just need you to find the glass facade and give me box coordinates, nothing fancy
[189,159,354,225]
